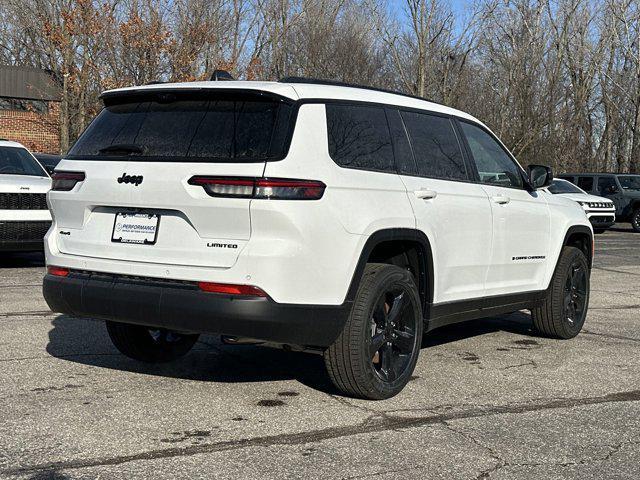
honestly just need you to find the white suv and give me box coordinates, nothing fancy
[43,78,593,399]
[545,178,616,233]
[0,140,52,251]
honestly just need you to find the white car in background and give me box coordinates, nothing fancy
[546,178,616,233]
[0,140,52,251]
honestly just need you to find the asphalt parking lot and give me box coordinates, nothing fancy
[1,226,639,480]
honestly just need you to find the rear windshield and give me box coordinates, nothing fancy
[67,91,295,162]
[0,147,47,177]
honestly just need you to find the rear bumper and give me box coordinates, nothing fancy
[43,271,350,348]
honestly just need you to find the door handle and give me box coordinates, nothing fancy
[414,189,437,200]
[491,195,510,205]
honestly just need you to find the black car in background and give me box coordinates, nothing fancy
[559,173,640,232]
[33,153,62,175]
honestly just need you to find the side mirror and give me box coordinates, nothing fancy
[606,185,618,194]
[528,164,553,189]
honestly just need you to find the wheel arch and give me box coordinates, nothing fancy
[345,229,434,317]
[562,225,593,269]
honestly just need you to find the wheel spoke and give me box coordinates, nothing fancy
[380,343,396,382]
[393,328,415,353]
[386,292,405,324]
[148,329,161,342]
[369,332,386,359]
[373,296,387,324]
[571,264,583,288]
[563,292,572,310]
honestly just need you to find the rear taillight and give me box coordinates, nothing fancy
[47,266,69,277]
[51,171,85,191]
[198,281,267,297]
[188,177,326,200]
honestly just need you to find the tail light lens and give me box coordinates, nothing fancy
[198,281,267,297]
[47,266,69,277]
[52,171,85,191]
[188,177,326,200]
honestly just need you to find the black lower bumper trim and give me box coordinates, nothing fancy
[43,272,350,348]
[0,241,44,251]
[589,216,615,228]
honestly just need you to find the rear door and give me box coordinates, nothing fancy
[49,89,296,268]
[390,109,493,304]
[457,120,550,296]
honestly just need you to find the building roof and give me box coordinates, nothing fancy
[0,65,60,101]
[101,80,482,126]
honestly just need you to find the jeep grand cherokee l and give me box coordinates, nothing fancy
[43,78,593,399]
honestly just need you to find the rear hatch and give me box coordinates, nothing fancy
[49,87,297,268]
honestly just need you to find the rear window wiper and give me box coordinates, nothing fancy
[98,144,145,155]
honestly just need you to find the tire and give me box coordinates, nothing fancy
[106,321,199,363]
[531,246,590,339]
[324,263,423,400]
[632,208,640,232]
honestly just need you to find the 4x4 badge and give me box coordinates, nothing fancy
[117,173,143,186]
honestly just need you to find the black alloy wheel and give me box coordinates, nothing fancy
[563,260,588,328]
[632,209,640,232]
[369,289,418,383]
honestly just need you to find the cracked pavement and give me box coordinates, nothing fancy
[0,226,639,479]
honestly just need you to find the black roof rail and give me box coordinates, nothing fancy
[278,76,446,107]
[560,172,636,176]
[145,80,167,85]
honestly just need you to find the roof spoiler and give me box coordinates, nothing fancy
[210,70,235,81]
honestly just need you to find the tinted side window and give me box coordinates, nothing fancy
[597,176,616,195]
[326,104,394,172]
[577,176,594,191]
[400,111,467,180]
[460,122,523,188]
[386,108,416,175]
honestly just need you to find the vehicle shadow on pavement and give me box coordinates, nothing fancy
[422,311,538,347]
[45,315,341,394]
[24,469,72,480]
[45,311,538,395]
[609,225,636,234]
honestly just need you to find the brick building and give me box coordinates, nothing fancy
[0,65,61,154]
